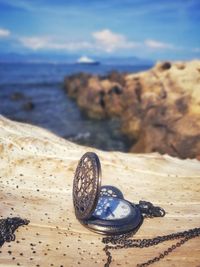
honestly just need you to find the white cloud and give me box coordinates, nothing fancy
[20,37,49,50]
[0,28,11,38]
[19,30,139,53]
[145,39,173,49]
[19,31,178,55]
[19,36,92,51]
[93,29,139,52]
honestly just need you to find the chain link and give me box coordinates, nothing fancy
[102,201,200,267]
[135,201,166,218]
[0,217,29,247]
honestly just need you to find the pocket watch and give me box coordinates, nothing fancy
[73,152,142,235]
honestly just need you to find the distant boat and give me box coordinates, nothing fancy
[76,56,100,65]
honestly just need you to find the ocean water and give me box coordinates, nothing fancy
[0,63,151,152]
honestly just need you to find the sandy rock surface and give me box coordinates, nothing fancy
[0,116,200,267]
[64,61,200,159]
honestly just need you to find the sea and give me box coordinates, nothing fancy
[0,63,151,152]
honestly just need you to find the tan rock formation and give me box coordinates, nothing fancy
[0,116,200,267]
[64,71,124,119]
[124,61,200,158]
[64,61,200,159]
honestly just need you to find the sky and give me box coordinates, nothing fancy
[0,0,200,60]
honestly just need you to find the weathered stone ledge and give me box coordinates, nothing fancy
[0,116,200,267]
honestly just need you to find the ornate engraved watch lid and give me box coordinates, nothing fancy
[73,152,102,220]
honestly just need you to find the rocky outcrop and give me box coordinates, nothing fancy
[64,71,125,119]
[0,116,200,267]
[64,61,200,159]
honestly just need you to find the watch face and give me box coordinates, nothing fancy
[84,195,142,234]
[93,196,131,220]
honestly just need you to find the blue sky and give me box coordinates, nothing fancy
[0,0,200,60]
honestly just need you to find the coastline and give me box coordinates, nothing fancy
[1,63,148,152]
[64,60,200,159]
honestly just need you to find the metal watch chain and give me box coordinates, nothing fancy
[0,217,29,247]
[102,201,200,267]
